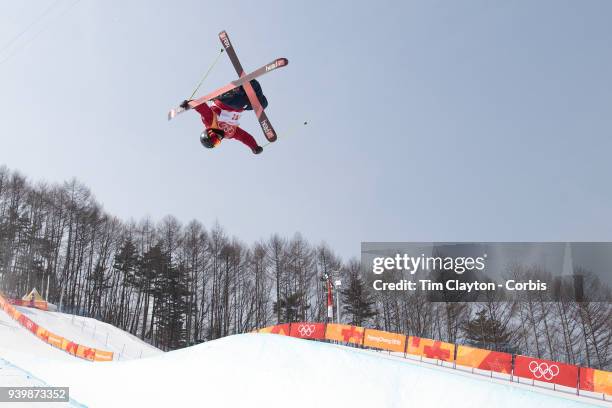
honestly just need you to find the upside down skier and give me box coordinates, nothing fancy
[180,79,268,155]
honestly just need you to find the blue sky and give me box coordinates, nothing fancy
[1,0,611,259]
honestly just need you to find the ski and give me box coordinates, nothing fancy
[219,30,279,142]
[168,57,288,121]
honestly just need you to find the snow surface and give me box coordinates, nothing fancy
[0,333,606,408]
[0,358,81,407]
[0,306,161,361]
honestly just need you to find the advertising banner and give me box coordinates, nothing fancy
[258,324,290,336]
[17,314,39,334]
[289,322,326,340]
[325,324,365,345]
[76,345,96,361]
[406,336,455,362]
[47,332,64,349]
[514,355,578,388]
[579,367,612,395]
[363,329,406,353]
[61,339,79,355]
[36,327,50,342]
[93,349,114,362]
[456,345,512,373]
[7,299,49,311]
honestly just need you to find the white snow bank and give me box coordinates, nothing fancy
[0,307,77,362]
[13,307,161,360]
[0,358,81,407]
[0,333,603,408]
[0,306,161,362]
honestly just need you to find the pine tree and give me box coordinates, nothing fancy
[156,260,190,350]
[113,239,139,328]
[87,264,111,318]
[341,273,377,326]
[273,291,309,322]
[463,308,513,352]
[138,244,165,342]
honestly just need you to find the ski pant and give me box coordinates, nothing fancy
[194,103,259,151]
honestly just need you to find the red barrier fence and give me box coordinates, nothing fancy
[514,355,579,388]
[289,322,326,340]
[256,321,611,399]
[258,323,290,336]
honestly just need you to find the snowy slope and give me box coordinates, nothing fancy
[0,358,82,407]
[0,306,161,362]
[13,306,161,360]
[0,307,79,362]
[0,333,605,408]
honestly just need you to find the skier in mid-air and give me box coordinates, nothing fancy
[180,79,268,155]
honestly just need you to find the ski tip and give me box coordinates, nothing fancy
[168,109,176,121]
[265,131,278,142]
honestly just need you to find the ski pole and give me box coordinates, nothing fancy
[189,48,224,100]
[262,121,308,148]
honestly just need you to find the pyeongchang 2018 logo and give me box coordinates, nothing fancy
[528,360,560,381]
[297,324,316,337]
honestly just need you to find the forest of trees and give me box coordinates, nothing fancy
[0,165,610,370]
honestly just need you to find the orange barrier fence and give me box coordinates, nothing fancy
[0,292,113,362]
[406,336,455,362]
[580,368,612,395]
[456,345,512,374]
[325,323,365,345]
[7,298,48,311]
[363,329,406,353]
[258,323,290,336]
[256,321,611,399]
[93,349,114,362]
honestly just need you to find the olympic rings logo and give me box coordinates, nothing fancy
[297,324,316,337]
[528,361,560,381]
